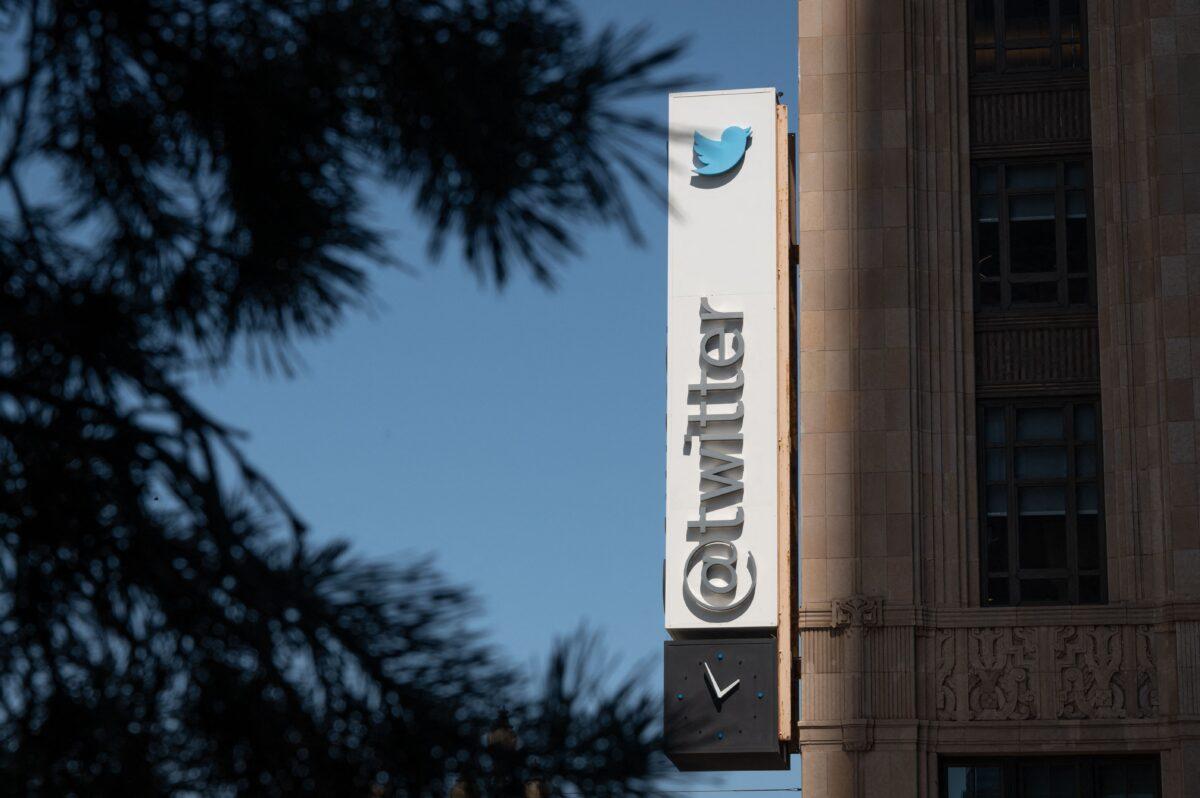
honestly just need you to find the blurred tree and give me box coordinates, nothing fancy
[0,0,682,795]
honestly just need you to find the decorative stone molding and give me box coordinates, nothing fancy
[967,627,1038,721]
[918,622,1160,723]
[975,317,1099,391]
[969,79,1091,154]
[1055,626,1124,719]
[935,629,957,721]
[1134,625,1158,719]
[831,595,882,629]
[840,719,873,753]
[1178,621,1200,715]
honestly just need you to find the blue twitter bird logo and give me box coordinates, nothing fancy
[692,126,752,176]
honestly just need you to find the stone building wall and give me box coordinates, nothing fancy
[794,2,1200,796]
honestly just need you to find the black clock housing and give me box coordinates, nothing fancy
[663,637,786,771]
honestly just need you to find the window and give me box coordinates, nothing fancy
[980,399,1104,606]
[972,0,1086,75]
[943,757,1159,798]
[974,160,1093,312]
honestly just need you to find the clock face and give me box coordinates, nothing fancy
[663,638,785,771]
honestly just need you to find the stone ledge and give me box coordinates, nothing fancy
[796,601,1200,630]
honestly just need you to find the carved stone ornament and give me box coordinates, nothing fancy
[935,629,957,721]
[1055,626,1124,720]
[831,595,882,629]
[1135,625,1159,718]
[967,627,1038,721]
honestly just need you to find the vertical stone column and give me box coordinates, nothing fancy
[797,1,938,796]
[798,0,972,794]
[1090,3,1200,796]
[909,0,974,612]
[797,0,913,621]
[1090,0,1200,607]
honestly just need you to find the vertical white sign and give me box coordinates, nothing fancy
[666,88,780,632]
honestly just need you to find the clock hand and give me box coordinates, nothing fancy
[703,662,721,694]
[703,662,741,700]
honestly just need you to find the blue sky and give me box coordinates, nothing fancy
[189,0,800,791]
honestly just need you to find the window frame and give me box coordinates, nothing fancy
[941,756,1160,798]
[971,157,1096,315]
[970,0,1089,78]
[978,397,1107,607]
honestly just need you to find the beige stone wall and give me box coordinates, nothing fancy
[1090,0,1200,605]
[794,1,1200,797]
[797,0,951,794]
[797,0,915,613]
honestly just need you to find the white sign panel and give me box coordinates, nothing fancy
[665,88,780,632]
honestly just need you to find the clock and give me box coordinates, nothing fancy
[663,638,786,771]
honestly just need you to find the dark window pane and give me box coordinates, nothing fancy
[1077,446,1098,478]
[1011,280,1059,304]
[978,195,999,219]
[973,0,1088,75]
[1080,574,1103,602]
[979,280,1001,308]
[1016,446,1068,479]
[1078,517,1100,570]
[1005,0,1053,41]
[1018,485,1065,556]
[1008,164,1057,190]
[973,0,997,46]
[1067,191,1089,273]
[1009,195,1057,273]
[987,515,1009,572]
[1061,42,1084,69]
[971,158,1095,309]
[977,219,999,277]
[978,166,998,193]
[1066,190,1087,217]
[1020,484,1066,513]
[975,46,997,72]
[947,764,1004,798]
[1019,522,1067,570]
[986,407,1007,443]
[1006,46,1053,69]
[1098,763,1126,798]
[987,485,1008,514]
[978,400,1107,609]
[1077,482,1098,513]
[1019,486,1067,569]
[946,767,968,798]
[1078,483,1100,570]
[1061,0,1083,41]
[1127,761,1159,798]
[973,765,1003,798]
[1021,761,1078,798]
[1008,193,1056,273]
[1021,577,1069,601]
[1075,404,1097,441]
[953,759,1156,798]
[1017,407,1064,440]
[1068,277,1089,304]
[987,449,1006,480]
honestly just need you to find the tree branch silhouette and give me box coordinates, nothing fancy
[0,1,686,794]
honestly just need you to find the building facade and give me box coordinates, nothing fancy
[794,1,1200,796]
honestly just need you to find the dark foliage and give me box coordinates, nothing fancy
[0,0,682,795]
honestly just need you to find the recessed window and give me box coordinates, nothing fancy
[972,0,1086,75]
[943,757,1159,798]
[973,159,1093,313]
[980,399,1104,606]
